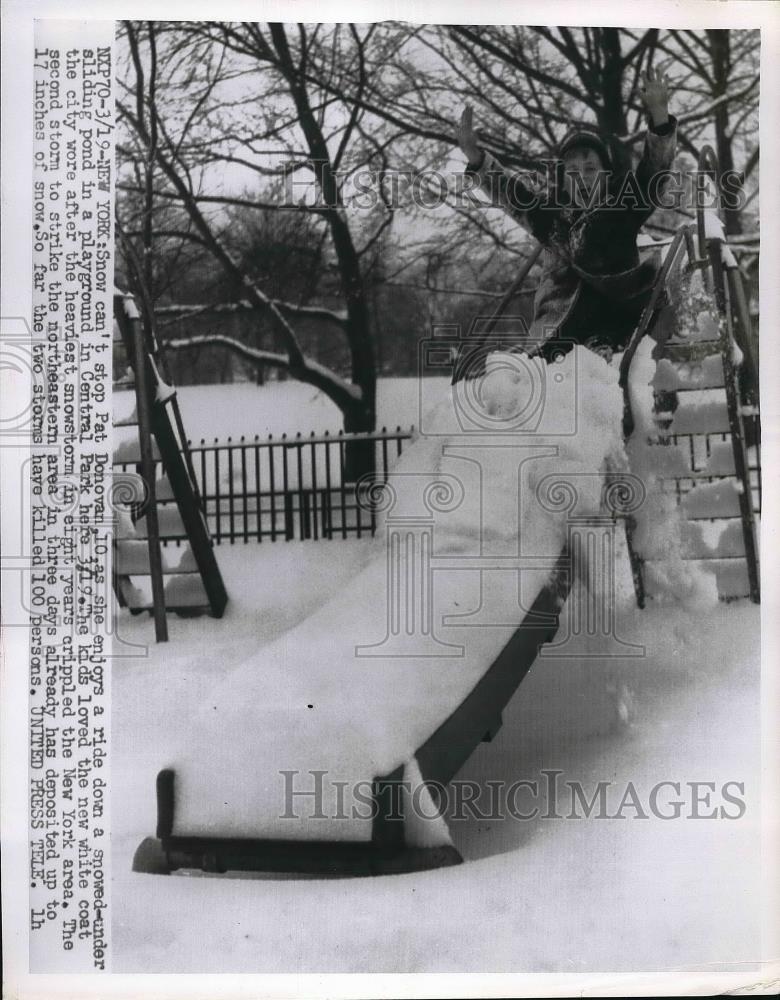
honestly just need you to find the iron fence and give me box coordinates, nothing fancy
[116,426,413,545]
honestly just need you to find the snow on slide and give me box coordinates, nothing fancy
[161,347,637,847]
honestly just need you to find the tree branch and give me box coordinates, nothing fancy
[155,298,348,327]
[162,333,363,409]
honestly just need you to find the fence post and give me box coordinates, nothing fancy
[301,491,312,540]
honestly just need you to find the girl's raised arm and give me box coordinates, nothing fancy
[457,104,548,241]
[639,67,672,129]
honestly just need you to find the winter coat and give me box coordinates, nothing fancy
[465,117,678,359]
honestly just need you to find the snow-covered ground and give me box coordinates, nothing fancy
[114,376,443,441]
[112,540,761,973]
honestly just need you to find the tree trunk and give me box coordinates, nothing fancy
[708,30,743,235]
[598,29,632,176]
[267,25,377,444]
[342,399,376,483]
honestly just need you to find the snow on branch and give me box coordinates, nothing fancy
[154,299,349,328]
[163,333,363,408]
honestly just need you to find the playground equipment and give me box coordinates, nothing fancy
[130,149,759,877]
[452,145,759,605]
[113,289,228,641]
[130,348,630,878]
[134,549,572,877]
[620,146,760,604]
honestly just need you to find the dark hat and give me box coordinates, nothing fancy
[558,127,612,168]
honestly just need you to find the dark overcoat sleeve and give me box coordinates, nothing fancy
[620,114,679,227]
[464,149,554,244]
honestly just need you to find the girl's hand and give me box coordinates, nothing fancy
[640,67,671,126]
[458,104,482,163]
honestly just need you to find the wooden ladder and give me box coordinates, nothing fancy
[112,289,228,641]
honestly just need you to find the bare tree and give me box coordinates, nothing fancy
[656,29,759,234]
[316,24,759,237]
[116,21,760,408]
[117,20,405,470]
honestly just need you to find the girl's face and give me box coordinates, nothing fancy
[562,146,606,205]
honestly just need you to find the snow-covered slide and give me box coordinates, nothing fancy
[133,348,635,877]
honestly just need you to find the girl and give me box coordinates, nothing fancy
[458,69,677,362]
